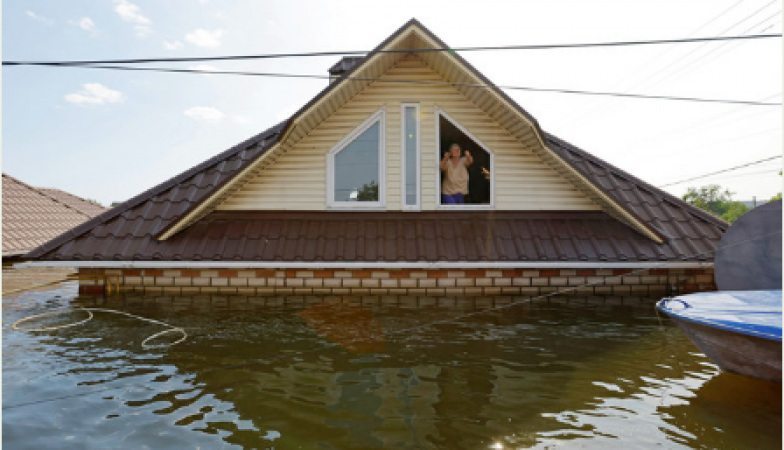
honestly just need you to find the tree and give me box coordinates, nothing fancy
[356,180,378,201]
[682,184,749,223]
[770,193,782,202]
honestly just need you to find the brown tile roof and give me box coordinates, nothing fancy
[2,174,107,256]
[31,210,721,263]
[39,188,106,217]
[23,19,727,263]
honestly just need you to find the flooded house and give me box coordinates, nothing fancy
[23,19,725,297]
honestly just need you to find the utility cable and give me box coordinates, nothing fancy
[3,34,780,67]
[13,62,782,106]
[658,155,782,187]
[4,229,780,411]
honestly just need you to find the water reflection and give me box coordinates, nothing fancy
[3,288,781,449]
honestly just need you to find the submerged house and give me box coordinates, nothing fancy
[25,20,725,296]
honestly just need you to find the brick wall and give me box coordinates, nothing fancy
[77,267,715,297]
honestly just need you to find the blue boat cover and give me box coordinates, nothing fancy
[657,291,782,342]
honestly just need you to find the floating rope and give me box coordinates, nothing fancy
[11,307,187,349]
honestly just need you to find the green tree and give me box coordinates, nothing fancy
[356,180,378,201]
[682,184,749,223]
[770,193,782,202]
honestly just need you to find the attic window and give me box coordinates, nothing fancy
[436,108,493,208]
[327,107,386,208]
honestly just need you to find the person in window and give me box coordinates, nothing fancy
[440,143,473,204]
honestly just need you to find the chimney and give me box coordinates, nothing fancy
[328,56,365,83]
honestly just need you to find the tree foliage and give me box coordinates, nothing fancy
[682,184,749,223]
[356,180,379,201]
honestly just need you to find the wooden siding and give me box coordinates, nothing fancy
[217,55,599,211]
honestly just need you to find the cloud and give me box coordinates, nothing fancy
[184,106,224,123]
[163,40,183,50]
[134,25,153,37]
[114,0,152,37]
[233,116,251,125]
[77,17,95,31]
[185,29,224,48]
[26,10,54,25]
[65,83,124,106]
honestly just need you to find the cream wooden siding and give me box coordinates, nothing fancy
[218,55,599,211]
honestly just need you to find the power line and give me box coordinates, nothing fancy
[558,2,781,129]
[658,155,783,187]
[2,34,780,67]
[15,63,783,106]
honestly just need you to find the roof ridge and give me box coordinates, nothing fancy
[24,122,286,259]
[543,133,730,229]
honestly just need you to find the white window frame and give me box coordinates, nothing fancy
[400,103,421,211]
[434,106,495,210]
[326,107,386,209]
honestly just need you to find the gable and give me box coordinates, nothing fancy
[217,55,600,212]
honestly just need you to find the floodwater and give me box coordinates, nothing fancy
[3,283,781,449]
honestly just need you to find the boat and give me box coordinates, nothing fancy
[656,290,782,383]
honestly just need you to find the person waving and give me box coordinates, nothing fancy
[440,143,473,204]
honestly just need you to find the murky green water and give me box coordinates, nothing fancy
[3,283,781,449]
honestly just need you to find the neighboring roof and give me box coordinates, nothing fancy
[26,211,721,263]
[2,174,107,256]
[39,188,106,217]
[25,19,728,263]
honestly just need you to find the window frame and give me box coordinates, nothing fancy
[434,106,495,210]
[400,102,421,211]
[326,107,386,209]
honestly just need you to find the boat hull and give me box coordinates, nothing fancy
[667,316,782,383]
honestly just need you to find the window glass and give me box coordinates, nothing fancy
[404,107,418,206]
[334,122,380,202]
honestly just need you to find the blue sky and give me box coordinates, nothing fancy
[3,0,782,205]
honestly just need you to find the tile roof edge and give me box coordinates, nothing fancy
[24,122,287,259]
[543,133,730,231]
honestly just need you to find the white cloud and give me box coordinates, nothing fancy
[233,116,251,125]
[65,83,124,106]
[114,0,150,24]
[134,25,153,37]
[163,40,184,50]
[26,10,54,25]
[184,106,224,123]
[185,29,224,48]
[78,17,95,31]
[114,0,152,37]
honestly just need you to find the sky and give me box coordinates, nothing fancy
[3,0,782,206]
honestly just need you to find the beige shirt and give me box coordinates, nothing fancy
[442,157,469,195]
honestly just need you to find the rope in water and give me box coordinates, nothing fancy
[11,307,187,349]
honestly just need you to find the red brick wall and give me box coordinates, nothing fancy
[77,267,716,297]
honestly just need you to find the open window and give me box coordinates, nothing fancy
[436,108,493,207]
[327,108,386,208]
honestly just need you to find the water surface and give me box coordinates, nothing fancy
[3,284,781,449]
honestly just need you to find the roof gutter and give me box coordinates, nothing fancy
[16,261,713,269]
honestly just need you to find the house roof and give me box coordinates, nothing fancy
[25,19,728,263]
[39,188,107,217]
[27,210,721,263]
[2,174,107,256]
